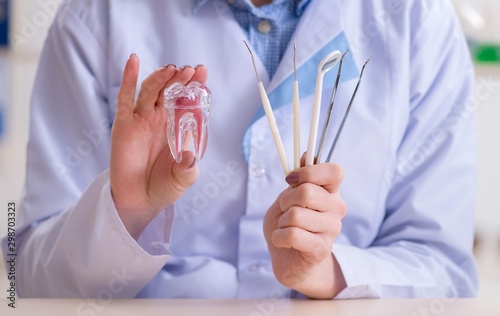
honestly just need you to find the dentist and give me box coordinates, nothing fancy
[7,0,477,299]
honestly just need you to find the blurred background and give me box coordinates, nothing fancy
[0,0,499,298]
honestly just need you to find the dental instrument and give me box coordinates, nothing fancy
[314,50,349,164]
[293,40,301,170]
[325,59,370,163]
[244,40,291,176]
[305,50,341,166]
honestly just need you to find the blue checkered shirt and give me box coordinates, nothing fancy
[193,0,311,78]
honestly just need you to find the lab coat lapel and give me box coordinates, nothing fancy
[243,0,358,161]
[268,0,344,92]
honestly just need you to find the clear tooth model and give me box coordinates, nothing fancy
[164,82,212,163]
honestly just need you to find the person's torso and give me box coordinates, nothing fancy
[70,0,418,298]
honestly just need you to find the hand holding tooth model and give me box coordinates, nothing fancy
[109,55,209,240]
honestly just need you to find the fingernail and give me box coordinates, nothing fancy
[179,65,192,70]
[285,173,299,185]
[188,157,197,169]
[194,64,204,69]
[164,64,176,69]
[130,53,137,58]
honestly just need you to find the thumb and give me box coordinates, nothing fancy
[172,151,199,188]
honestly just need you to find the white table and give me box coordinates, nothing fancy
[1,298,500,316]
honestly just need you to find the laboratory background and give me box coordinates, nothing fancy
[0,0,499,298]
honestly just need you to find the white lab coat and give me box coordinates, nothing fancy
[7,0,477,299]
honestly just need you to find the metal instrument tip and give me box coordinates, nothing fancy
[293,39,297,82]
[243,40,261,83]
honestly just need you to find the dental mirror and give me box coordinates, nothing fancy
[319,52,341,73]
[305,50,341,166]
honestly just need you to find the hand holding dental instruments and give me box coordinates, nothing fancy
[244,40,370,174]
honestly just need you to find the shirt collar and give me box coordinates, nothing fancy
[192,0,209,14]
[295,0,310,15]
[192,0,310,16]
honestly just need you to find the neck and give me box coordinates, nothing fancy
[251,0,273,7]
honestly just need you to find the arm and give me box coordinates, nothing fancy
[333,0,477,298]
[6,4,203,298]
[7,6,168,298]
[264,0,477,299]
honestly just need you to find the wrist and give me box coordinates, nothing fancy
[116,210,153,240]
[293,254,347,299]
[111,190,164,240]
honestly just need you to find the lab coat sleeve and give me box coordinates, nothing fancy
[6,4,172,297]
[333,1,478,298]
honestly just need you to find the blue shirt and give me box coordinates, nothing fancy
[9,0,478,299]
[194,0,311,78]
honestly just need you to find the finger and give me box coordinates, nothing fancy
[171,150,199,189]
[117,54,140,117]
[189,65,208,84]
[279,183,335,213]
[135,64,177,115]
[271,227,331,259]
[285,163,344,193]
[164,65,196,88]
[277,206,342,236]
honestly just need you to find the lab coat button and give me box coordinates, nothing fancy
[257,20,272,34]
[251,167,266,178]
[248,263,260,272]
